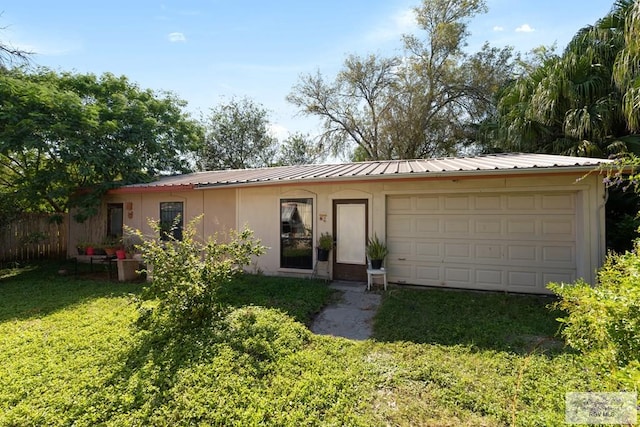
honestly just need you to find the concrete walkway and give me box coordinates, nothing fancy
[310,281,382,340]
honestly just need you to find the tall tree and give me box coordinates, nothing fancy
[276,132,324,166]
[288,0,514,160]
[288,54,399,160]
[197,97,277,170]
[0,19,31,68]
[613,0,640,132]
[486,0,640,157]
[0,68,202,220]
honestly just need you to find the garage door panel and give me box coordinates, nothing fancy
[476,269,503,286]
[476,219,502,234]
[444,196,470,210]
[389,239,575,269]
[387,193,577,294]
[506,219,537,235]
[444,219,470,233]
[417,242,441,258]
[508,271,538,288]
[416,265,440,281]
[542,194,575,210]
[543,246,574,263]
[416,218,439,233]
[445,267,471,284]
[390,239,413,256]
[390,214,575,241]
[444,243,470,258]
[507,195,536,210]
[388,196,412,211]
[388,194,576,215]
[508,246,537,261]
[542,219,574,237]
[387,215,414,235]
[476,244,502,260]
[385,261,418,283]
[416,196,440,211]
[476,195,502,210]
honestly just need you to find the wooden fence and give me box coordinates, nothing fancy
[0,213,68,263]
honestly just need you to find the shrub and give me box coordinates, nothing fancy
[224,306,311,364]
[548,241,640,388]
[132,216,266,329]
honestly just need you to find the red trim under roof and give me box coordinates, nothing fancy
[108,184,195,194]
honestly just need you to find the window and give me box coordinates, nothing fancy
[106,203,123,238]
[280,198,313,269]
[160,202,184,241]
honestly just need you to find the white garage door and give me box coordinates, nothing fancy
[386,192,577,294]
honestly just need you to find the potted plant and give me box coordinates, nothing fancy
[85,243,94,256]
[316,232,333,262]
[103,236,122,257]
[76,241,88,255]
[366,233,388,269]
[119,234,142,260]
[115,246,127,260]
[92,243,107,256]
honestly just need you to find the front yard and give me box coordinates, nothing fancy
[0,262,610,425]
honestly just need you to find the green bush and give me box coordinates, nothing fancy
[548,242,640,388]
[133,216,266,329]
[224,306,311,364]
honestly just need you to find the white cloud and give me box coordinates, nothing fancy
[2,26,82,56]
[269,123,289,141]
[493,26,504,32]
[515,24,535,33]
[10,39,80,56]
[393,8,418,32]
[366,7,418,43]
[168,32,186,42]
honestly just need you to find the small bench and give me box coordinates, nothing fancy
[73,255,116,279]
[366,268,387,291]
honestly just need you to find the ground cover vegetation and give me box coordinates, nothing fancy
[0,257,618,426]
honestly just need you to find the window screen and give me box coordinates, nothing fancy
[107,203,124,238]
[160,202,184,241]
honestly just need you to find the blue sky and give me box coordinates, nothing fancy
[3,0,615,139]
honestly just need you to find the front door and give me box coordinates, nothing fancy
[333,199,368,281]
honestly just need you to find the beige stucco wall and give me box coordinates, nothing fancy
[235,172,605,285]
[68,171,606,289]
[67,188,236,255]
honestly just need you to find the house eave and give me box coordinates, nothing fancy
[107,184,195,195]
[191,165,602,190]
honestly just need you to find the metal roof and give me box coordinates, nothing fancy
[118,153,611,192]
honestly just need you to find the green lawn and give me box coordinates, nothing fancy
[0,262,609,426]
